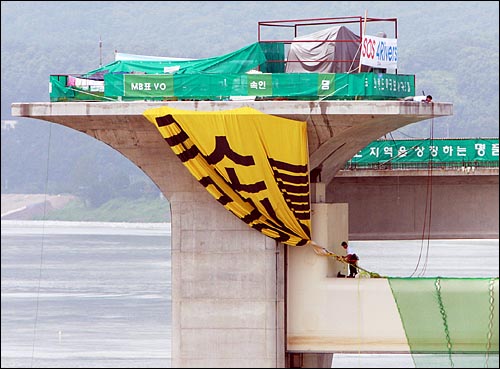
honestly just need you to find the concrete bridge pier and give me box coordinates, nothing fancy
[169,182,286,367]
[286,185,349,368]
[172,182,349,367]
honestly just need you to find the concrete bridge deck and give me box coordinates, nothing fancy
[12,100,452,191]
[331,167,499,240]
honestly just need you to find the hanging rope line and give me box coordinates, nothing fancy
[355,274,362,367]
[302,97,383,278]
[304,94,387,279]
[30,123,53,368]
[66,86,118,101]
[485,278,496,368]
[306,102,439,280]
[434,277,455,368]
[410,118,435,277]
[421,117,435,277]
[309,242,383,278]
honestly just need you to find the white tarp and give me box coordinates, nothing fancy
[67,76,104,92]
[114,52,194,61]
[285,26,362,73]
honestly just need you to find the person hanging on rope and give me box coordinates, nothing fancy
[341,241,359,278]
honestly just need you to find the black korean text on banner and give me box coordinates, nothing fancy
[143,106,311,246]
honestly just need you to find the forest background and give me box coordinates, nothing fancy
[1,1,498,222]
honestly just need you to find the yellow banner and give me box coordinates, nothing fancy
[143,106,311,246]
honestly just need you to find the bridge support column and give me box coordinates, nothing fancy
[286,202,348,367]
[311,201,349,277]
[170,188,285,367]
[311,182,326,203]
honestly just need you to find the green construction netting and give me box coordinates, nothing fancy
[347,138,500,167]
[259,42,285,73]
[389,277,499,368]
[82,42,268,78]
[49,37,415,102]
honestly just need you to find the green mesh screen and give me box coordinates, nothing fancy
[49,39,417,101]
[389,277,499,368]
[259,42,285,73]
[83,42,268,77]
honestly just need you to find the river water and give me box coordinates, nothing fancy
[1,220,498,368]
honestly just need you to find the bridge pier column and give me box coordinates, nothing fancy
[286,201,348,367]
[311,182,326,203]
[170,188,285,367]
[309,197,349,278]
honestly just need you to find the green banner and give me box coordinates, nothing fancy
[317,74,336,96]
[365,73,415,97]
[348,138,500,164]
[124,74,174,97]
[247,74,273,96]
[53,72,417,101]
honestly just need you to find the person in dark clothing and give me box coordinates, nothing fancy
[341,241,359,278]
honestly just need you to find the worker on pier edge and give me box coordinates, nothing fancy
[340,241,359,278]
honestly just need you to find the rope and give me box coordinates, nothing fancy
[309,242,383,278]
[303,88,389,279]
[275,242,279,368]
[66,86,118,101]
[410,118,435,277]
[30,123,53,368]
[434,277,454,368]
[316,83,349,103]
[421,118,435,276]
[485,278,495,368]
[356,275,362,364]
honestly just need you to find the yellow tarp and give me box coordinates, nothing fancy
[143,106,311,246]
